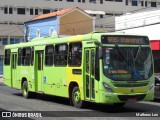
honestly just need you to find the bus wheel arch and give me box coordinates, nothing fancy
[21,77,27,89]
[69,82,84,108]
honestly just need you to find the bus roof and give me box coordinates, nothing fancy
[4,32,148,49]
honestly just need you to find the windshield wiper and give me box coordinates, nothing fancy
[115,44,128,63]
[135,46,141,61]
[131,46,141,70]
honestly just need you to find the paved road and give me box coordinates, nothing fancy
[0,78,160,120]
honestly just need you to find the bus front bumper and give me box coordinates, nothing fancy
[99,90,154,104]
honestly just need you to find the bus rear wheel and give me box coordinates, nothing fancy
[22,81,31,98]
[72,86,83,108]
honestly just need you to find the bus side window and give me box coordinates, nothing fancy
[45,45,54,66]
[22,47,31,66]
[31,47,34,66]
[68,42,82,66]
[18,48,21,66]
[4,49,11,65]
[54,44,67,66]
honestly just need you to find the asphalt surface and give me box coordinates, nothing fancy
[0,77,160,120]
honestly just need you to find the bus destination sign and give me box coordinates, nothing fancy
[101,35,149,45]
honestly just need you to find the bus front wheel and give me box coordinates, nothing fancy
[72,86,83,108]
[22,81,31,98]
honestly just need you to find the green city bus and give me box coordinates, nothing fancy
[3,32,154,108]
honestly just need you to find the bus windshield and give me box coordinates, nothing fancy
[103,46,153,81]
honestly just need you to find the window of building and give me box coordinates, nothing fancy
[68,42,82,66]
[17,8,25,15]
[105,13,113,16]
[43,9,50,14]
[35,8,38,15]
[9,7,13,14]
[90,0,96,3]
[10,38,20,44]
[22,47,31,66]
[132,0,137,6]
[100,0,103,4]
[151,2,156,7]
[36,29,40,38]
[49,27,54,36]
[125,0,128,5]
[78,0,81,2]
[2,38,7,45]
[100,15,103,18]
[54,44,68,66]
[115,0,122,2]
[10,38,14,44]
[4,49,11,65]
[82,0,85,3]
[67,0,74,2]
[145,1,147,7]
[30,8,33,15]
[4,7,8,14]
[45,45,54,66]
[141,1,144,6]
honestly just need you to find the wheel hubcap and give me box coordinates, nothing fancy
[74,91,80,103]
[23,86,27,96]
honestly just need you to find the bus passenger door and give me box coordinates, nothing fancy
[11,53,17,88]
[85,48,95,101]
[36,51,44,92]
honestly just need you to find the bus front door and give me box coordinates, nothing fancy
[36,51,44,92]
[11,53,17,88]
[85,48,95,101]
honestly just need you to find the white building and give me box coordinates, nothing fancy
[0,0,159,63]
[115,8,160,40]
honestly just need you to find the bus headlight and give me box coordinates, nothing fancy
[148,81,154,92]
[102,82,114,93]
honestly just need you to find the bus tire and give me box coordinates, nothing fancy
[72,86,83,108]
[22,81,31,98]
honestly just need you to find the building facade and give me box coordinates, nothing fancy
[24,7,94,40]
[0,0,159,74]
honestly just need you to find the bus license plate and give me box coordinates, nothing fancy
[128,98,137,102]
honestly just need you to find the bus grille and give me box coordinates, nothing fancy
[113,83,149,87]
[118,94,146,101]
